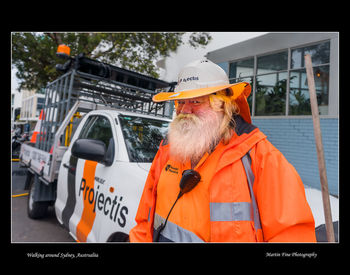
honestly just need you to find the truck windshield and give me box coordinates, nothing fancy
[118,115,170,163]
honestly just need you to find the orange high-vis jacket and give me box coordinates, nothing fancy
[129,115,316,242]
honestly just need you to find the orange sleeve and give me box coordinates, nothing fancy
[128,168,155,242]
[129,141,169,242]
[254,140,316,242]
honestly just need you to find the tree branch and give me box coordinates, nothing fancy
[44,33,63,45]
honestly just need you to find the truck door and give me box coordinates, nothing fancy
[59,114,116,242]
[75,114,116,242]
[56,114,95,233]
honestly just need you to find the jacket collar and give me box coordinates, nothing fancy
[162,115,266,173]
[214,115,266,173]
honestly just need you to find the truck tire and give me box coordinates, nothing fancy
[27,176,49,219]
[107,232,129,242]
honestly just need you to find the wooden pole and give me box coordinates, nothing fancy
[304,54,335,242]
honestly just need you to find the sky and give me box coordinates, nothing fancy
[159,32,268,82]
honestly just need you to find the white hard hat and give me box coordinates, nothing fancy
[174,59,229,92]
[153,58,252,123]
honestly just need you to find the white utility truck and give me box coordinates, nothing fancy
[19,50,174,242]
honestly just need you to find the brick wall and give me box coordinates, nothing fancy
[252,118,338,196]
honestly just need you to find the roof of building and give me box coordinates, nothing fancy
[206,32,338,63]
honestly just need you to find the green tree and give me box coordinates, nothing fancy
[12,32,212,91]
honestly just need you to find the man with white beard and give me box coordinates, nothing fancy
[168,95,224,167]
[129,59,316,242]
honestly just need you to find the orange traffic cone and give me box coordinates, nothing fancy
[30,109,44,143]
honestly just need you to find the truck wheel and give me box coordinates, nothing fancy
[107,232,129,242]
[27,176,49,219]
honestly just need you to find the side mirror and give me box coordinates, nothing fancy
[71,139,106,163]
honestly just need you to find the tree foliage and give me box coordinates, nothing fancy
[12,32,211,91]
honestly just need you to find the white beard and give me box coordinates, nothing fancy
[168,108,223,165]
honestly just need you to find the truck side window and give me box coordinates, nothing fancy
[79,116,97,139]
[79,115,113,148]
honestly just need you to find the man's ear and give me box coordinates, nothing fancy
[225,88,233,96]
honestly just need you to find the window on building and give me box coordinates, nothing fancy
[289,65,329,115]
[37,97,45,117]
[289,41,330,115]
[257,51,288,74]
[255,51,288,116]
[291,41,330,69]
[29,98,33,118]
[22,100,28,118]
[229,58,254,113]
[255,72,287,116]
[227,41,330,117]
[217,62,229,75]
[229,58,254,79]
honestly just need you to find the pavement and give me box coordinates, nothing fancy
[11,161,75,243]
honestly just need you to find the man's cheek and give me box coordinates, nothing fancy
[194,107,212,118]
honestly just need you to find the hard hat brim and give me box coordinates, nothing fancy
[153,81,252,124]
[152,82,252,123]
[153,82,250,102]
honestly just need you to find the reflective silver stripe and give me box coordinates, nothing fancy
[153,213,204,242]
[210,202,252,222]
[153,212,163,229]
[147,207,151,222]
[241,151,262,230]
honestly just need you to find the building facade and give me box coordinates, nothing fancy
[207,32,338,196]
[17,89,45,133]
[20,89,45,121]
